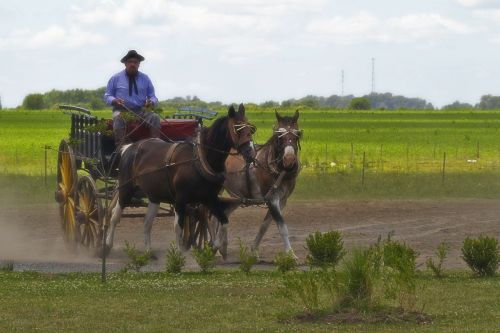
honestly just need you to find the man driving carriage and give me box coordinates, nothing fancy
[103,50,161,147]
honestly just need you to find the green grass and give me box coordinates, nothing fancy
[1,108,500,199]
[1,108,500,175]
[0,270,499,332]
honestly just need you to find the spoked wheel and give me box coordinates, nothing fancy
[75,176,103,249]
[184,205,212,250]
[55,139,78,243]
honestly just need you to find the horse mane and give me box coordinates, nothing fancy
[203,115,230,147]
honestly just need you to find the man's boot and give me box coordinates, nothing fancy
[114,127,126,148]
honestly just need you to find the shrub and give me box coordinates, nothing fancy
[342,248,374,305]
[122,241,151,272]
[274,252,298,273]
[379,236,418,309]
[461,236,499,277]
[193,242,216,273]
[238,239,257,274]
[305,231,346,269]
[426,242,447,278]
[383,239,417,275]
[165,241,186,274]
[280,271,322,313]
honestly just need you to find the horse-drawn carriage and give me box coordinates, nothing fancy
[55,103,301,259]
[54,105,216,252]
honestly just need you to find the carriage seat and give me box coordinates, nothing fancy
[106,118,199,143]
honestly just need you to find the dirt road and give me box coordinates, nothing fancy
[1,200,499,272]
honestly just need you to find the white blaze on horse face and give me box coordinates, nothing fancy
[283,145,296,167]
[284,145,295,157]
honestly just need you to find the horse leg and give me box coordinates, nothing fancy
[106,203,123,251]
[174,203,188,252]
[251,210,273,253]
[267,196,297,259]
[210,200,230,260]
[143,202,159,257]
[252,196,288,252]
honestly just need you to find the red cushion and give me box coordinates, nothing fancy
[106,118,198,141]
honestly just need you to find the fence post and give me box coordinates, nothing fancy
[379,144,384,171]
[442,152,446,185]
[350,142,354,165]
[476,141,480,159]
[406,143,410,172]
[324,144,328,174]
[44,145,48,187]
[362,151,366,188]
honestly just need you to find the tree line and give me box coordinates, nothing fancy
[6,88,500,110]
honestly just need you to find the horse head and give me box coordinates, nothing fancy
[274,110,302,170]
[228,103,256,163]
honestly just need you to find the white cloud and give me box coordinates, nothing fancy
[473,8,500,20]
[457,0,500,7]
[306,12,476,45]
[0,25,106,50]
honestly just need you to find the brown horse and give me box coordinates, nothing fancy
[222,110,301,258]
[105,104,255,254]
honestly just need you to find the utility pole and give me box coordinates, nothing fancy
[371,57,375,94]
[341,69,344,97]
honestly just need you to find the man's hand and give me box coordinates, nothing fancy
[144,99,154,108]
[112,98,125,107]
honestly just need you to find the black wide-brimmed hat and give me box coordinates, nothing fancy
[121,50,145,63]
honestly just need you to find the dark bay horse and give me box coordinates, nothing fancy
[105,104,255,254]
[221,110,301,258]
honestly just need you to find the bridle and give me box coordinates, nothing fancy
[274,127,302,139]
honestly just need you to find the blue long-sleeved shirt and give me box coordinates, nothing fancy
[103,70,158,111]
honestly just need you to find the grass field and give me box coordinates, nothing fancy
[0,270,499,333]
[1,108,500,199]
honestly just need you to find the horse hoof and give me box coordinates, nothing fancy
[288,250,299,261]
[220,244,228,261]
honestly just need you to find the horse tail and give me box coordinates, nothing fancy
[117,143,138,207]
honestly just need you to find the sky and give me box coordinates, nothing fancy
[1,0,500,108]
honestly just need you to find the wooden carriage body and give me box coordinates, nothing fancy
[55,105,216,250]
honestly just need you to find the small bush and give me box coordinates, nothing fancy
[238,239,257,274]
[305,231,346,269]
[193,242,216,273]
[274,252,298,273]
[165,241,186,274]
[461,236,499,277]
[379,235,418,309]
[342,248,374,305]
[122,241,151,273]
[280,271,323,313]
[426,242,447,278]
[383,239,417,275]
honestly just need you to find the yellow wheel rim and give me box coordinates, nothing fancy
[76,176,102,249]
[57,140,77,242]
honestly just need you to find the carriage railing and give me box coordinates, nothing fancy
[71,113,102,161]
[59,105,105,167]
[173,106,217,122]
